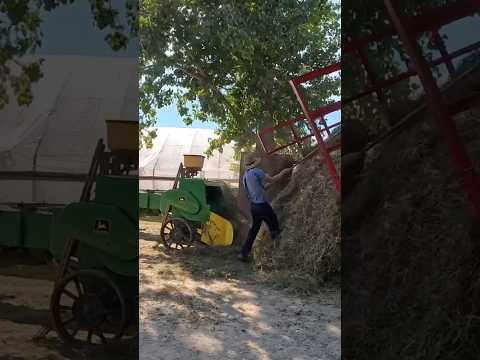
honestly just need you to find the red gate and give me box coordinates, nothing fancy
[258,0,480,214]
[258,63,341,193]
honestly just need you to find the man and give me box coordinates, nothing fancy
[239,153,292,262]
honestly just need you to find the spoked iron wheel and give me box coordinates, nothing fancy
[50,269,128,346]
[160,217,194,250]
[52,256,80,275]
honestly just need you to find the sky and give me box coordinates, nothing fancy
[157,103,217,130]
[156,101,341,131]
[156,11,479,133]
[38,0,138,57]
[36,0,340,132]
[36,1,478,134]
[155,0,343,131]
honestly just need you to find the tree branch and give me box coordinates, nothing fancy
[178,65,236,116]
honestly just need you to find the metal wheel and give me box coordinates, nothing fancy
[50,269,128,345]
[52,256,80,275]
[160,217,194,250]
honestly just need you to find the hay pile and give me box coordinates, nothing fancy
[343,100,480,358]
[252,151,341,285]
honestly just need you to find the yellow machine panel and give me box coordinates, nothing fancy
[200,212,234,246]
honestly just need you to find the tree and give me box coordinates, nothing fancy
[139,0,340,154]
[0,0,137,110]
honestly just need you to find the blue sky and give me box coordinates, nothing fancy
[157,12,479,132]
[157,103,217,129]
[38,0,137,57]
[156,101,341,130]
[442,16,480,56]
[36,0,477,134]
[156,0,342,130]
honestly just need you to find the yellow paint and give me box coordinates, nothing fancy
[200,212,234,246]
[183,154,205,169]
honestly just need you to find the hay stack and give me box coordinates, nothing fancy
[253,151,341,283]
[343,104,480,359]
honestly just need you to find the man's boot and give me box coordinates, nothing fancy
[237,253,249,262]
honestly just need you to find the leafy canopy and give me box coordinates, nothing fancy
[342,0,476,135]
[0,0,137,110]
[140,0,340,154]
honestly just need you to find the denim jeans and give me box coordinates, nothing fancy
[241,202,280,257]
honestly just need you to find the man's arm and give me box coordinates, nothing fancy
[264,167,292,185]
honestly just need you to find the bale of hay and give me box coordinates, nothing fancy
[252,151,341,284]
[341,151,365,197]
[342,117,369,155]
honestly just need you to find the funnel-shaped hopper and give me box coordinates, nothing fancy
[105,120,139,151]
[183,154,205,171]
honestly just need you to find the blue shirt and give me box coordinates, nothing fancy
[243,167,268,204]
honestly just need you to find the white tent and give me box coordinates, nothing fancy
[0,54,138,204]
[139,127,238,191]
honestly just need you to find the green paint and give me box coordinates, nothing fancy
[1,175,138,280]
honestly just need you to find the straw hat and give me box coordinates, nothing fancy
[244,153,261,169]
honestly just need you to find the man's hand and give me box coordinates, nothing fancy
[281,167,293,177]
[265,167,293,184]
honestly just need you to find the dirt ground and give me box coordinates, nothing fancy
[0,220,340,360]
[139,220,341,360]
[0,250,137,360]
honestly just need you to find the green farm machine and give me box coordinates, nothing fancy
[139,154,235,250]
[0,120,138,345]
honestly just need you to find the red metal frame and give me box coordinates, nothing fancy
[345,40,480,105]
[289,69,342,193]
[343,0,480,105]
[258,103,341,153]
[258,0,480,205]
[342,0,479,53]
[384,0,480,216]
[258,64,342,193]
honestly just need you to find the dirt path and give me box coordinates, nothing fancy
[139,221,341,360]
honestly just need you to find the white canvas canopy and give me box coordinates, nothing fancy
[140,127,238,191]
[0,55,138,204]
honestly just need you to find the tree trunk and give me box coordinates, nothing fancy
[257,76,276,154]
[255,132,273,155]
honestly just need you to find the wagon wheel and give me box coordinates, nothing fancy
[160,217,194,250]
[50,269,128,345]
[52,256,80,275]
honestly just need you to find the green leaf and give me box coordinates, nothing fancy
[140,0,340,155]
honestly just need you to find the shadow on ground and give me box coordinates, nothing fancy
[139,220,340,360]
[0,252,138,360]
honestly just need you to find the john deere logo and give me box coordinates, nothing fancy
[94,219,110,233]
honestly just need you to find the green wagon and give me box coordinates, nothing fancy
[0,133,139,345]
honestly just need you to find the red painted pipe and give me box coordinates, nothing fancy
[385,0,480,217]
[344,0,478,53]
[344,40,480,105]
[289,80,341,193]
